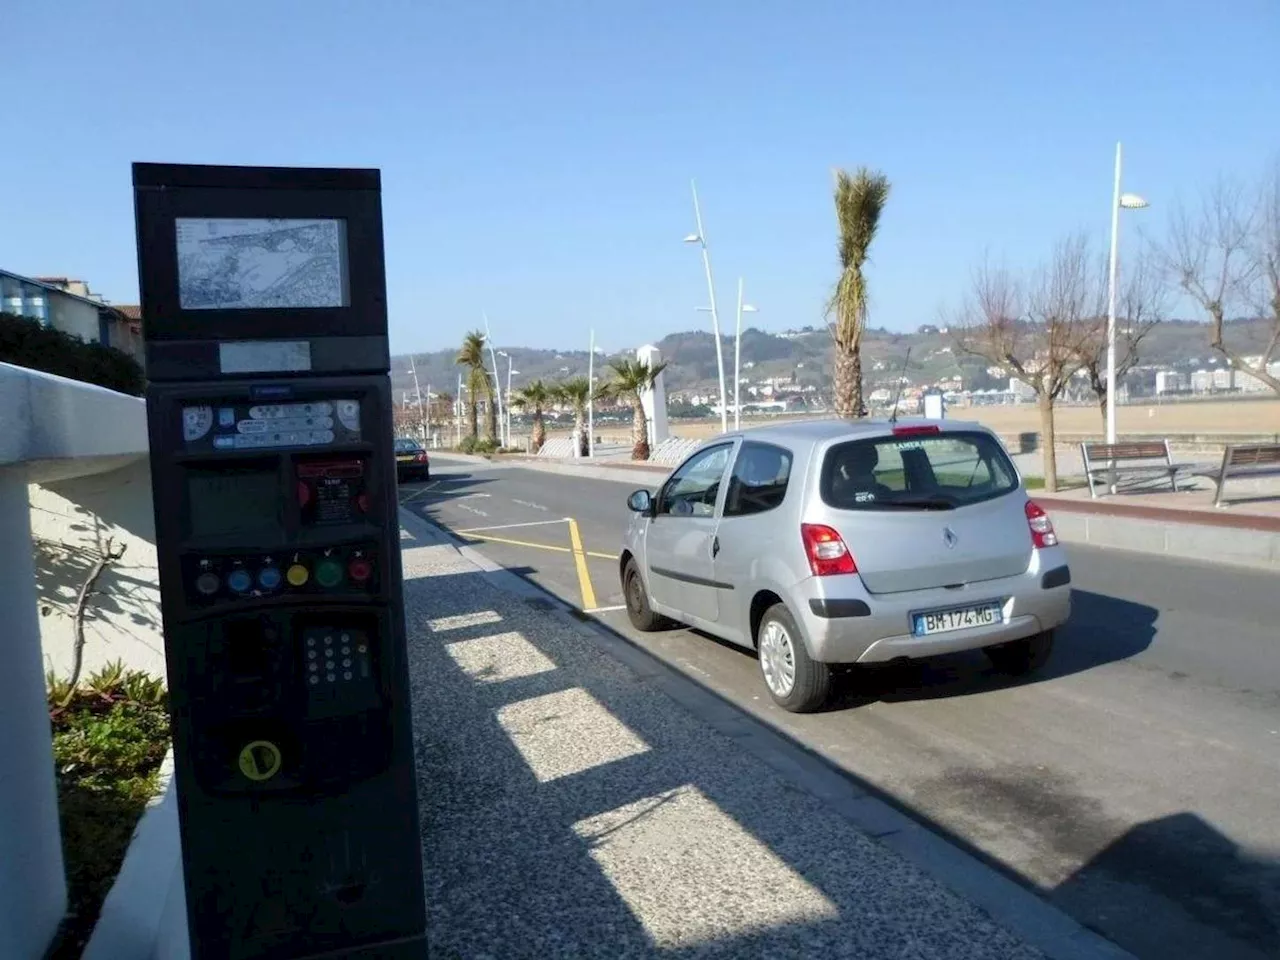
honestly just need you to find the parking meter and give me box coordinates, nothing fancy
[133,163,427,960]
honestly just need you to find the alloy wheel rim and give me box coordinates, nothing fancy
[759,621,796,697]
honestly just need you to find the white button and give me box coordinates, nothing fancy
[326,673,335,682]
[307,637,315,647]
[342,658,351,667]
[309,675,319,685]
[307,650,316,660]
[308,663,318,672]
[343,671,352,680]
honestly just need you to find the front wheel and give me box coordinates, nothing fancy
[984,630,1054,676]
[757,603,831,713]
[622,558,669,632]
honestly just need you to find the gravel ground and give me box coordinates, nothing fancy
[401,526,1045,960]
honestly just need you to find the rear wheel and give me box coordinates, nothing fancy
[757,602,831,713]
[984,630,1054,676]
[623,558,669,632]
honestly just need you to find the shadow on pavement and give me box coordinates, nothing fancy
[1053,811,1280,960]
[401,563,1045,960]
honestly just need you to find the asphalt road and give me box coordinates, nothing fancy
[404,456,1280,960]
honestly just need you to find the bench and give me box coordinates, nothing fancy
[1079,440,1189,498]
[1196,443,1280,507]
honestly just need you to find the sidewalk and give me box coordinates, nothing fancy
[399,509,1128,959]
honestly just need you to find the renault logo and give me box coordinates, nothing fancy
[942,527,958,549]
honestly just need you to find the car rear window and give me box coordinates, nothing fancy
[820,430,1019,510]
[395,439,424,453]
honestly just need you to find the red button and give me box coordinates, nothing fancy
[297,481,311,507]
[348,558,373,582]
[356,493,370,513]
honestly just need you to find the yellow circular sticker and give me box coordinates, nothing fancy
[237,740,282,782]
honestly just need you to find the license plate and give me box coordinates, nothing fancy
[396,455,415,462]
[912,603,1003,636]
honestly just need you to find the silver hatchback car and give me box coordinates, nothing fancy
[619,419,1071,713]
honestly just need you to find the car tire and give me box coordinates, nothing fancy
[757,602,831,713]
[984,630,1054,676]
[622,558,669,632]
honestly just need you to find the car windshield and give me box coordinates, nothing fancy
[394,439,424,454]
[820,430,1019,511]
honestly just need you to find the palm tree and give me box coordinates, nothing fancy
[600,358,668,460]
[455,330,493,443]
[551,377,592,457]
[829,167,891,419]
[510,379,552,453]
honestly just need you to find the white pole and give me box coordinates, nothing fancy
[483,313,503,447]
[455,372,463,446]
[691,180,728,433]
[587,329,595,458]
[505,357,514,448]
[1105,141,1122,445]
[734,277,744,431]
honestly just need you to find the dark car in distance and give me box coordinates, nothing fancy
[394,437,430,482]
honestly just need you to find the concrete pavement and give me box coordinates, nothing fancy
[406,456,1280,960]
[399,507,1125,959]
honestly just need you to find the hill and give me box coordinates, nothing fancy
[391,318,1276,404]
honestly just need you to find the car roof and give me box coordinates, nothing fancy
[714,416,988,450]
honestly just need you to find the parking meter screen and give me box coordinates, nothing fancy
[187,467,281,538]
[175,217,350,310]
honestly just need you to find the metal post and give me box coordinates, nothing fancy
[691,181,728,433]
[483,314,503,448]
[734,277,743,431]
[1106,141,1122,446]
[587,329,595,458]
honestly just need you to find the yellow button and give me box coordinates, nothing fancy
[286,563,309,586]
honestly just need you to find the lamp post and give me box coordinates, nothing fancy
[587,329,595,458]
[455,372,463,447]
[407,355,426,443]
[500,353,519,449]
[482,314,504,448]
[1105,142,1149,444]
[684,180,728,433]
[734,277,758,431]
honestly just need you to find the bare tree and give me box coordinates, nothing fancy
[955,235,1101,491]
[1163,164,1280,393]
[1076,246,1166,429]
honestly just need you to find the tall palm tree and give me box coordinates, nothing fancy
[829,167,891,419]
[455,330,493,443]
[600,358,668,461]
[510,379,552,453]
[551,377,592,457]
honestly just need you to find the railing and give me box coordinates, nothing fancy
[0,361,156,959]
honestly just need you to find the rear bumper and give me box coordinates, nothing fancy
[793,548,1072,664]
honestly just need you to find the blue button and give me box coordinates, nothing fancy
[257,566,282,590]
[226,569,252,594]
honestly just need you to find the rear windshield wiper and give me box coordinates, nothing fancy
[877,495,957,510]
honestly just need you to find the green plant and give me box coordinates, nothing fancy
[0,312,144,396]
[510,379,552,453]
[551,378,593,457]
[455,331,495,444]
[457,435,478,454]
[598,358,668,460]
[46,668,170,959]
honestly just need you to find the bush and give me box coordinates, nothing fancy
[47,662,170,959]
[456,435,478,453]
[456,436,499,455]
[0,312,144,396]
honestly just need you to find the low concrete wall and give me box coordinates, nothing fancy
[31,458,164,679]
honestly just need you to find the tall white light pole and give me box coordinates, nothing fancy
[734,277,758,431]
[1105,142,1149,444]
[482,313,504,447]
[684,180,728,433]
[587,329,596,458]
[502,355,519,448]
[455,372,463,447]
[407,355,426,443]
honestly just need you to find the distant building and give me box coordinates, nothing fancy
[0,269,142,362]
[1155,370,1185,394]
[1212,368,1234,390]
[1190,370,1214,393]
[1008,377,1036,401]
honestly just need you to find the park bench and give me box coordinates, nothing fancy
[1195,442,1280,508]
[1080,440,1189,498]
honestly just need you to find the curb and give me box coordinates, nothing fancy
[399,505,1134,960]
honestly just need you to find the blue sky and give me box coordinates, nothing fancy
[3,0,1277,354]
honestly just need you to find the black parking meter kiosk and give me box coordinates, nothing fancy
[134,163,427,960]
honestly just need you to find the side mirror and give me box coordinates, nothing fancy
[626,489,653,515]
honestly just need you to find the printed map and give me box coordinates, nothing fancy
[176,218,347,310]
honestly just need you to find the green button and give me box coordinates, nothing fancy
[315,558,344,588]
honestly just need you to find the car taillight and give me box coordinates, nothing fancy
[801,523,857,576]
[1025,500,1058,548]
[415,453,428,462]
[892,424,940,436]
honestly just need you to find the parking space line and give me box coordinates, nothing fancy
[584,605,626,614]
[567,518,598,610]
[457,519,568,534]
[460,533,573,553]
[398,480,441,504]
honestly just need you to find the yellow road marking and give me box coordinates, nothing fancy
[567,518,598,610]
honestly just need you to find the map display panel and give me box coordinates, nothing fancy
[175,217,349,310]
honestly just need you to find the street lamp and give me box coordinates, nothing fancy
[734,277,758,431]
[482,315,504,448]
[1105,142,1149,444]
[684,180,728,433]
[407,355,427,444]
[497,350,518,449]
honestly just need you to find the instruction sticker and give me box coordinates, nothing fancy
[238,740,283,781]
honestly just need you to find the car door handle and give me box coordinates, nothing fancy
[711,536,720,558]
